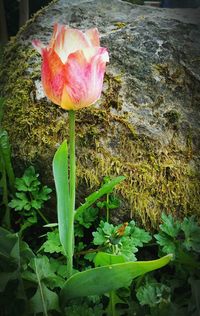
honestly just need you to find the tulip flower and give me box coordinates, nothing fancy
[32,24,109,110]
[33,24,109,278]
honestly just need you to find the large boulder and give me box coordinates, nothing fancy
[1,0,200,228]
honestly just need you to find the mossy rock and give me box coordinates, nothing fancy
[0,0,200,228]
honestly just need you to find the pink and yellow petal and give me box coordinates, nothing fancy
[85,28,100,47]
[50,24,92,63]
[41,48,66,105]
[60,48,108,110]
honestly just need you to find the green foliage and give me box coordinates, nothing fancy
[0,227,33,315]
[0,97,15,228]
[24,256,61,314]
[94,252,127,267]
[39,229,65,255]
[77,206,99,228]
[135,213,200,316]
[93,220,151,261]
[64,302,104,316]
[136,280,171,307]
[53,140,69,257]
[9,166,51,231]
[1,164,200,316]
[181,216,200,253]
[75,175,126,221]
[60,254,172,304]
[9,166,51,211]
[154,213,200,258]
[97,194,120,210]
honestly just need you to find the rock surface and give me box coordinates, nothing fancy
[1,0,200,227]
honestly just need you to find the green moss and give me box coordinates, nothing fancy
[102,74,123,111]
[164,110,180,124]
[153,63,186,86]
[0,17,200,229]
[113,22,127,30]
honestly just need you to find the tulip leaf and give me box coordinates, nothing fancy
[94,252,127,267]
[0,130,15,192]
[75,176,126,221]
[53,141,69,256]
[60,254,172,305]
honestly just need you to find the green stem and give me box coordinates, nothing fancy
[109,291,117,316]
[106,193,109,222]
[67,110,76,278]
[36,208,49,225]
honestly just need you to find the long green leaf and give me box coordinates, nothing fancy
[53,141,69,256]
[0,130,15,192]
[75,176,126,221]
[60,254,172,305]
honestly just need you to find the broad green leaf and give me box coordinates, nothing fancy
[53,141,69,256]
[75,176,125,221]
[23,256,65,289]
[94,252,126,267]
[60,254,172,304]
[29,283,60,314]
[0,227,20,292]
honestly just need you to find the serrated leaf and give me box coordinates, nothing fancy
[8,193,29,211]
[75,176,125,221]
[136,282,171,307]
[129,225,152,247]
[60,254,172,304]
[181,217,200,253]
[39,230,64,255]
[92,221,115,246]
[31,199,43,210]
[77,207,99,228]
[154,232,176,255]
[120,238,138,261]
[103,222,115,235]
[160,213,181,238]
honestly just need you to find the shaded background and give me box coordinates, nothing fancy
[1,0,200,44]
